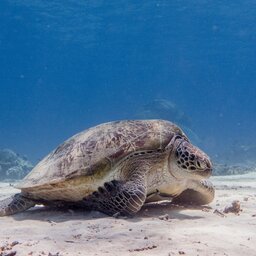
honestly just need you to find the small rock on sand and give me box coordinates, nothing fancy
[224,200,241,214]
[158,214,170,221]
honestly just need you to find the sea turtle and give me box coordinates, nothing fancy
[0,120,214,217]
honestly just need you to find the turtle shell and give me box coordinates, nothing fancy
[16,120,186,189]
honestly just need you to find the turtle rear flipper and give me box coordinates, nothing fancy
[0,193,36,216]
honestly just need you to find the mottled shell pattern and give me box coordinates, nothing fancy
[17,120,186,189]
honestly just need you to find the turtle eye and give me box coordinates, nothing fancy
[196,160,208,170]
[196,161,202,169]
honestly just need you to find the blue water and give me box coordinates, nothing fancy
[0,0,256,164]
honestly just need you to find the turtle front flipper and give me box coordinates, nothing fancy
[172,179,215,206]
[83,164,148,216]
[0,193,36,216]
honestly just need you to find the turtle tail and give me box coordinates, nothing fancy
[0,193,35,216]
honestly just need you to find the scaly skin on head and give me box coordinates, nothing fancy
[168,136,212,180]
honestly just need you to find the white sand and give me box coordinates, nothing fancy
[0,174,256,256]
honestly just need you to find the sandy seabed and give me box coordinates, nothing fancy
[0,173,256,256]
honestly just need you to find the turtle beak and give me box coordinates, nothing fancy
[201,168,212,178]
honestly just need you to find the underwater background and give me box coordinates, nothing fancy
[0,0,255,170]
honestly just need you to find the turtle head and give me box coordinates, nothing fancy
[168,136,212,179]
